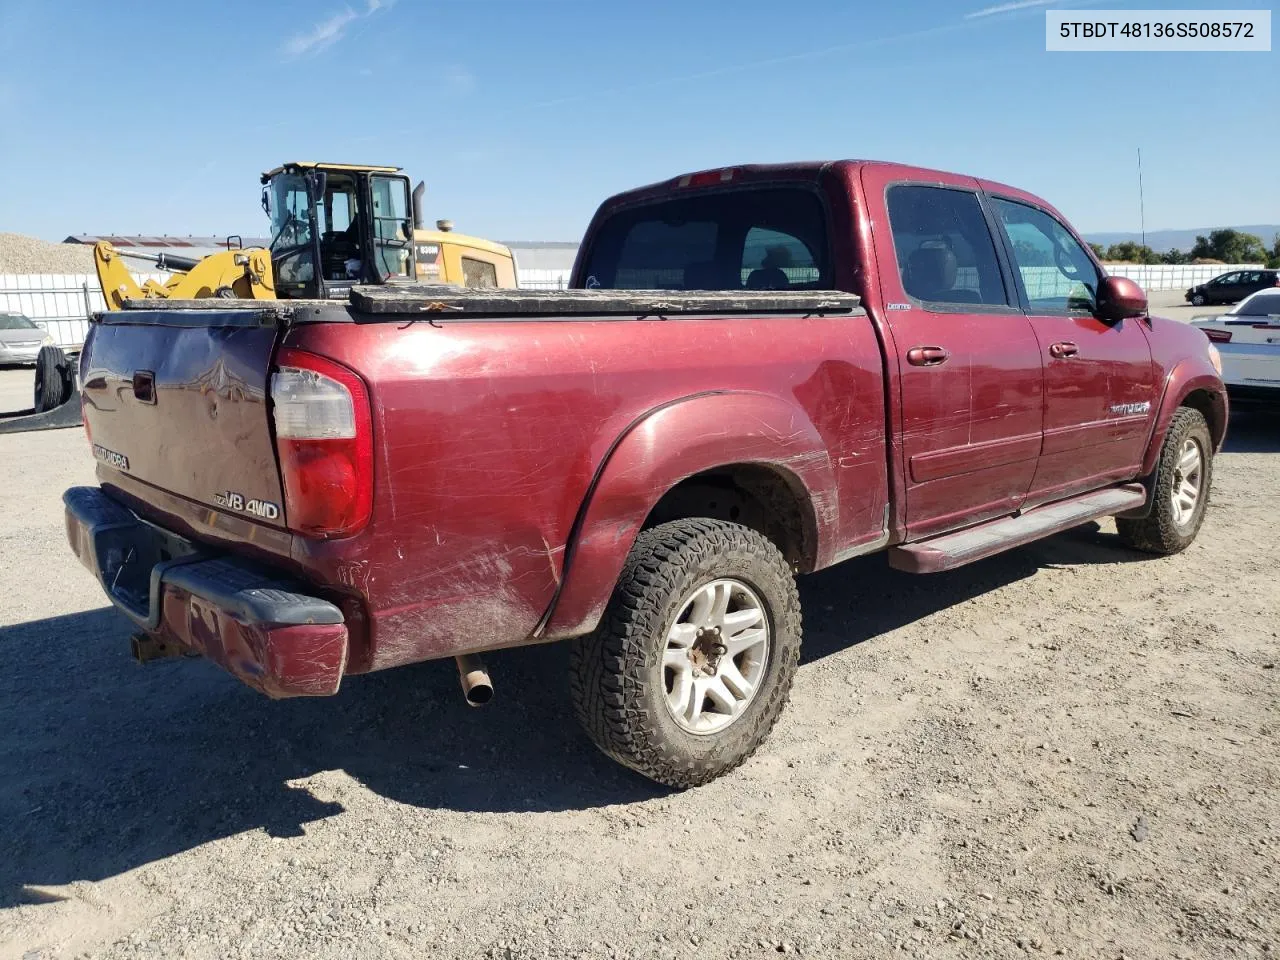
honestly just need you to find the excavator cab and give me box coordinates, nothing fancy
[260,162,416,300]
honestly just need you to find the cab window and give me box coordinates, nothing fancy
[991,198,1099,313]
[885,185,1010,308]
[580,188,830,291]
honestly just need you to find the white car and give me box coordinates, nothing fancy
[1191,289,1280,402]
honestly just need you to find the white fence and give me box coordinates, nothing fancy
[0,272,167,351]
[516,268,573,290]
[1102,263,1262,292]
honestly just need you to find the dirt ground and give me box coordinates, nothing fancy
[1,314,1277,960]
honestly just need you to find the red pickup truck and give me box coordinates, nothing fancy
[66,160,1227,787]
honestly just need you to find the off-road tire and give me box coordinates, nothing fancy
[33,345,69,413]
[1116,407,1213,555]
[569,518,802,788]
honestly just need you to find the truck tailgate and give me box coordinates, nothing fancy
[80,310,285,527]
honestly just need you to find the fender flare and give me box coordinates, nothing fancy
[1139,360,1228,477]
[536,391,838,640]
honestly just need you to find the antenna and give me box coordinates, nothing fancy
[1137,147,1146,249]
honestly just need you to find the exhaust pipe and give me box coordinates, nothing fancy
[412,181,426,230]
[455,653,493,707]
[130,632,185,663]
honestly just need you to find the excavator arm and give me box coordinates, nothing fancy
[94,241,275,310]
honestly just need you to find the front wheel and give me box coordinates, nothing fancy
[1116,407,1213,555]
[1190,293,1207,306]
[569,518,801,788]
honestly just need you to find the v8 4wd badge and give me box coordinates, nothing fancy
[214,490,280,520]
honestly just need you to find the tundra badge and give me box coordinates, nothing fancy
[1109,401,1151,416]
[215,490,281,520]
[92,444,129,471]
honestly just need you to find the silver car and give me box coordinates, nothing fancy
[0,312,54,365]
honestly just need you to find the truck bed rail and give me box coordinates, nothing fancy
[111,286,862,322]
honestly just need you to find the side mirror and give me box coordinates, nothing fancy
[1096,275,1148,322]
[308,171,328,204]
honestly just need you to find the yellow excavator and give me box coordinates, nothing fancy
[95,162,518,309]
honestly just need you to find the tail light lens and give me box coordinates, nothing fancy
[271,348,373,538]
[1201,328,1232,343]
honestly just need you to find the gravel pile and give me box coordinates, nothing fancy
[0,232,96,274]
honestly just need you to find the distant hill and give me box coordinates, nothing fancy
[1083,225,1280,253]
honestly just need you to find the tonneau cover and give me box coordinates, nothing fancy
[114,286,862,320]
[350,285,862,316]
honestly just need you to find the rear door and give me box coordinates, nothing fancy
[80,311,286,526]
[862,167,1044,540]
[988,196,1155,504]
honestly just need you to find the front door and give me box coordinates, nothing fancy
[864,169,1045,540]
[1212,272,1242,304]
[989,196,1156,505]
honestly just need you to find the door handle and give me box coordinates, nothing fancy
[1049,341,1079,359]
[906,346,950,366]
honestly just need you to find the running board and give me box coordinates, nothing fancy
[888,484,1147,574]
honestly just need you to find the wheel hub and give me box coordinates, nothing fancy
[660,578,771,735]
[1170,436,1203,528]
[689,627,727,675]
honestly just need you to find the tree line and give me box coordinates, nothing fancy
[1089,229,1280,268]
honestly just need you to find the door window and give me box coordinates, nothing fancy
[885,185,1010,308]
[370,176,414,280]
[991,198,1100,313]
[1213,273,1239,286]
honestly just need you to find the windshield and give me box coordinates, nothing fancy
[265,172,315,284]
[579,187,830,291]
[0,314,38,330]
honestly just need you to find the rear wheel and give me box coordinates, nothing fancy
[569,518,801,788]
[1116,407,1213,555]
[33,345,69,412]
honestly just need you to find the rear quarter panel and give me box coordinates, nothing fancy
[287,312,887,670]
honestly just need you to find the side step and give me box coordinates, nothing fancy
[888,484,1147,574]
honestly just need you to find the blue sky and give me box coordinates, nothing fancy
[0,0,1273,242]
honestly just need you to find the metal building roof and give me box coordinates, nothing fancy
[64,235,273,261]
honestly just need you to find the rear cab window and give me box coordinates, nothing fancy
[580,188,830,291]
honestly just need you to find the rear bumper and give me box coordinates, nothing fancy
[64,486,349,698]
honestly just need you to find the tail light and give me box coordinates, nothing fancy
[1201,328,1232,343]
[270,348,373,538]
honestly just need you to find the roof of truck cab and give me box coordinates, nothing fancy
[598,159,1050,208]
[261,162,403,178]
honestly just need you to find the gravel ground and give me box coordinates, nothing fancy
[0,369,34,415]
[0,315,1277,960]
[0,234,95,275]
